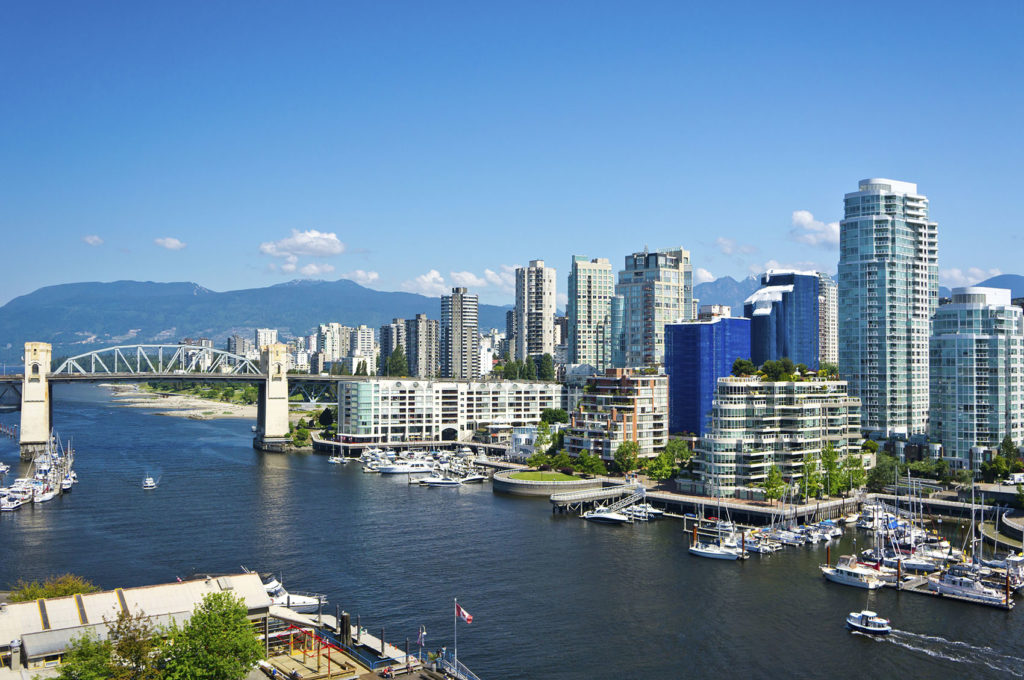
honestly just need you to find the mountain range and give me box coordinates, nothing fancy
[1,273,1021,362]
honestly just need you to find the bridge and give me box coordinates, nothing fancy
[1,342,343,459]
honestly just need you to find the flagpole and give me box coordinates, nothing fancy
[453,597,458,677]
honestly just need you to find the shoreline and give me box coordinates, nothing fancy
[101,383,258,421]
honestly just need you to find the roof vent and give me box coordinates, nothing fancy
[216,577,234,591]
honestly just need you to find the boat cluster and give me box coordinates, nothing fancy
[688,515,847,561]
[348,447,490,487]
[582,502,665,524]
[0,432,78,512]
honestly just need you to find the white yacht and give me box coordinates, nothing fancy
[928,573,1007,605]
[327,455,345,464]
[820,555,885,589]
[460,472,487,484]
[257,574,324,613]
[142,476,158,490]
[423,476,462,487]
[846,610,891,635]
[583,507,631,524]
[0,496,24,512]
[379,459,435,475]
[33,486,56,503]
[689,539,748,560]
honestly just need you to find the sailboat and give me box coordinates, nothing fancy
[689,482,748,560]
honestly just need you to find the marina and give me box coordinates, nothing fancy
[1,384,1023,679]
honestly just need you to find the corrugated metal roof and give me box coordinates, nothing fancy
[21,612,191,659]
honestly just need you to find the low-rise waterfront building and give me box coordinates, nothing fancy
[564,368,668,461]
[694,376,862,498]
[336,377,564,442]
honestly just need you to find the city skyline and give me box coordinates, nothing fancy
[3,3,1023,306]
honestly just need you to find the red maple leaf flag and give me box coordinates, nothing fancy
[456,602,473,624]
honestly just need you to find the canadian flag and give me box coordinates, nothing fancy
[456,602,473,624]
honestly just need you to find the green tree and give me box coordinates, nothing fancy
[387,345,409,377]
[550,450,573,470]
[613,441,640,474]
[533,421,552,453]
[862,439,879,453]
[1001,433,1019,462]
[57,632,114,680]
[644,447,676,481]
[820,442,840,496]
[866,453,896,492]
[664,439,694,470]
[503,360,521,380]
[521,356,537,380]
[160,592,264,680]
[541,408,569,424]
[292,427,310,446]
[761,464,785,503]
[760,360,783,381]
[525,452,550,468]
[318,407,335,429]
[9,573,100,602]
[800,452,823,499]
[731,358,756,377]
[108,608,159,680]
[819,362,839,378]
[1017,484,1024,510]
[980,454,1010,483]
[537,353,556,381]
[355,360,368,376]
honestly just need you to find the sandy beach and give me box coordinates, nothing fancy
[102,384,258,420]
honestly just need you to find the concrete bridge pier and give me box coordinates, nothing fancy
[253,343,290,452]
[19,342,52,461]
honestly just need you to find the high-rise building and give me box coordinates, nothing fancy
[929,287,1024,470]
[694,376,862,498]
[818,273,838,367]
[504,310,516,360]
[616,247,694,368]
[441,287,480,379]
[514,260,557,360]
[743,269,827,370]
[838,178,938,436]
[227,334,256,362]
[665,316,751,436]
[567,256,614,369]
[609,295,626,368]
[350,325,375,357]
[405,314,440,378]
[379,319,408,375]
[255,328,278,350]
[318,323,354,363]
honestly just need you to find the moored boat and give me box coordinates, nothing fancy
[821,555,885,589]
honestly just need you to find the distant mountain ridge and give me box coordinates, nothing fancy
[0,279,511,361]
[693,275,762,312]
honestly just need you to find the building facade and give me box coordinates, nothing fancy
[441,287,481,379]
[929,287,1024,469]
[564,369,669,460]
[255,328,278,350]
[818,273,838,367]
[665,316,751,436]
[336,378,564,442]
[838,178,938,437]
[514,259,557,360]
[743,269,826,370]
[318,323,354,363]
[695,377,862,498]
[567,255,615,370]
[405,313,440,378]
[616,248,694,368]
[379,318,408,375]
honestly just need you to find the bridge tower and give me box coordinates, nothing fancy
[254,343,290,452]
[19,342,52,461]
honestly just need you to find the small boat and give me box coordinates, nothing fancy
[821,555,885,589]
[583,507,631,524]
[0,463,10,474]
[0,496,24,512]
[61,476,74,492]
[423,476,462,488]
[379,459,435,475]
[327,455,345,464]
[33,487,56,503]
[846,610,892,635]
[244,569,325,613]
[689,539,748,560]
[460,472,487,484]
[142,476,158,490]
[928,572,1008,604]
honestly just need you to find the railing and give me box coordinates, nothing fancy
[438,649,483,680]
[298,625,409,671]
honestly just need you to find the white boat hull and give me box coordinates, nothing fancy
[821,567,884,590]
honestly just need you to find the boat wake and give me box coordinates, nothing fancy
[857,630,1024,676]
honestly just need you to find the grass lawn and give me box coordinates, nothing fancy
[510,471,579,482]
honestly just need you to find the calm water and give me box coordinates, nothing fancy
[1,384,1022,679]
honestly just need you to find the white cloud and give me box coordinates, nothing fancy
[483,264,518,292]
[790,210,840,249]
[155,237,186,250]
[940,267,1002,288]
[450,271,488,288]
[299,262,335,277]
[280,255,298,273]
[82,235,103,246]
[714,237,756,256]
[556,292,568,309]
[402,269,448,297]
[259,229,344,258]
[342,270,380,286]
[694,267,716,284]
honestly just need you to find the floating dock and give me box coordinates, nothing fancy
[885,575,1014,610]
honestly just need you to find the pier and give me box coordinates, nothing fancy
[885,575,1015,611]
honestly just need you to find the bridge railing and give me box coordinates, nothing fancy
[52,344,261,377]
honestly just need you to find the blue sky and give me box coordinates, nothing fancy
[2,1,1021,306]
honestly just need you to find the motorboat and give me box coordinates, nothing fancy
[327,455,346,464]
[929,572,1008,604]
[626,502,664,519]
[583,507,631,524]
[0,462,10,474]
[423,476,462,488]
[61,476,74,492]
[689,539,748,560]
[379,459,435,475]
[257,573,324,613]
[0,496,24,512]
[33,487,56,503]
[142,476,158,490]
[820,555,885,589]
[846,610,892,635]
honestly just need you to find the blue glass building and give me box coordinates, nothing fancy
[665,317,750,436]
[743,270,825,371]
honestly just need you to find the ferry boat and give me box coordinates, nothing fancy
[142,476,158,490]
[820,555,885,589]
[846,610,892,635]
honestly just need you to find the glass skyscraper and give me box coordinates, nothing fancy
[929,287,1023,470]
[743,269,828,370]
[664,316,750,436]
[838,179,938,437]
